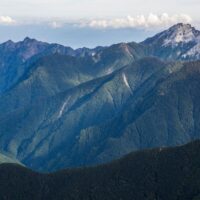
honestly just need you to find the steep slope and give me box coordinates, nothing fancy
[0,38,76,93]
[1,140,200,200]
[79,60,200,165]
[0,54,95,116]
[142,23,200,60]
[0,57,171,171]
[90,42,148,76]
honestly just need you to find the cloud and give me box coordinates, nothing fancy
[0,16,15,25]
[49,21,63,29]
[0,13,193,30]
[78,13,192,29]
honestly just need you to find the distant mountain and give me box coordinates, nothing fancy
[1,23,200,94]
[0,37,77,93]
[142,23,200,60]
[1,24,200,171]
[0,38,144,94]
[1,140,200,200]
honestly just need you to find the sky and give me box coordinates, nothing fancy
[0,0,199,48]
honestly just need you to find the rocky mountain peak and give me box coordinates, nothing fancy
[162,23,200,46]
[22,37,38,43]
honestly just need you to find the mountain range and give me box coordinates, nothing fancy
[0,23,200,171]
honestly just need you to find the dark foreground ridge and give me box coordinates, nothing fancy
[1,140,200,200]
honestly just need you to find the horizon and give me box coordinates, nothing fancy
[0,22,198,49]
[0,0,199,48]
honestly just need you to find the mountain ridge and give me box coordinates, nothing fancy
[1,23,200,171]
[142,23,200,60]
[1,140,200,199]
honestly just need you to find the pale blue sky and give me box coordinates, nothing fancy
[0,0,199,19]
[0,0,199,47]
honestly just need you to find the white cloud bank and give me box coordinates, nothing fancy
[0,16,15,25]
[79,13,192,29]
[0,13,193,30]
